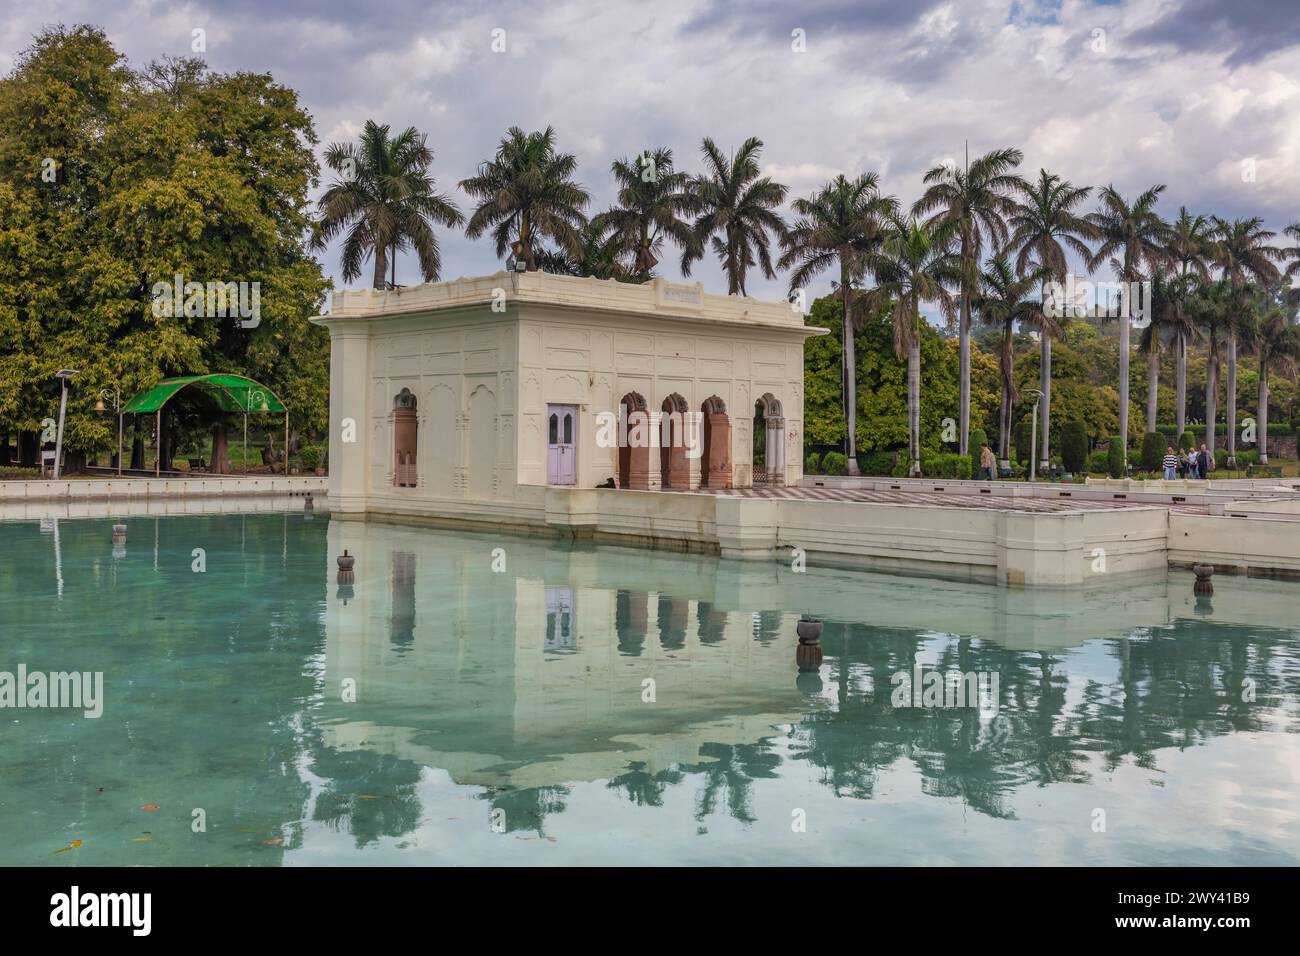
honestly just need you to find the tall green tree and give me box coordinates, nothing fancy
[460,126,590,272]
[1005,169,1097,472]
[594,147,699,280]
[867,216,960,476]
[1139,270,1196,433]
[1086,184,1171,464]
[1165,208,1213,437]
[973,254,1053,465]
[0,29,329,471]
[317,120,463,290]
[1189,280,1235,458]
[1244,297,1300,464]
[779,173,896,472]
[1208,216,1282,465]
[682,137,787,296]
[913,147,1023,458]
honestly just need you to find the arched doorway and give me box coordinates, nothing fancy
[700,395,731,489]
[618,391,651,490]
[754,393,784,486]
[393,388,418,487]
[660,393,689,489]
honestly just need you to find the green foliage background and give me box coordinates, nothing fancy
[0,26,329,457]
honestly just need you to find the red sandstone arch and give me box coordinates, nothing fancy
[659,393,689,489]
[700,395,731,489]
[618,391,650,490]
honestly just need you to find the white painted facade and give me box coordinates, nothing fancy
[312,271,824,515]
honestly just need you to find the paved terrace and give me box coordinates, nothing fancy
[708,484,1214,514]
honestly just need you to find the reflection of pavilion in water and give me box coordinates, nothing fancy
[322,519,809,797]
[318,517,1300,833]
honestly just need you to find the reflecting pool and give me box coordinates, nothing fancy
[2,512,1298,865]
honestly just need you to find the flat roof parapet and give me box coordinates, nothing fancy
[315,271,821,335]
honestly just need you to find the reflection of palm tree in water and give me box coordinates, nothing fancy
[679,741,780,824]
[479,785,570,838]
[607,761,685,807]
[309,748,424,848]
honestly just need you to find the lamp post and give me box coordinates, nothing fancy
[95,387,123,476]
[52,369,80,480]
[1025,388,1044,481]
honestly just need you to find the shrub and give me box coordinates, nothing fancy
[821,451,848,476]
[1088,449,1109,474]
[969,427,989,477]
[1213,447,1227,471]
[1140,432,1166,473]
[1107,436,1126,478]
[805,452,821,475]
[921,452,972,479]
[1061,421,1088,474]
[1178,431,1195,451]
[862,450,895,476]
[299,445,321,470]
[1013,420,1034,464]
[1237,449,1259,466]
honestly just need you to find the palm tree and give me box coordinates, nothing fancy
[460,126,591,271]
[1006,169,1098,472]
[1139,270,1197,434]
[913,147,1024,457]
[972,254,1054,466]
[534,220,630,280]
[317,120,464,290]
[779,173,897,474]
[1245,297,1300,464]
[682,137,787,296]
[1086,185,1171,467]
[1190,280,1234,460]
[1165,208,1214,438]
[866,215,960,477]
[1209,216,1283,466]
[594,147,699,280]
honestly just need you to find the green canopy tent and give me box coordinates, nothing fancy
[121,374,288,476]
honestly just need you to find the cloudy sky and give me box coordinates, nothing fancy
[4,0,1299,306]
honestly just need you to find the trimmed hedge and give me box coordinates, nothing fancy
[1140,432,1166,473]
[805,452,821,475]
[821,451,848,476]
[1061,421,1088,474]
[1088,450,1109,474]
[1107,436,1126,478]
[861,450,895,476]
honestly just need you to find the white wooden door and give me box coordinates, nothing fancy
[546,404,577,485]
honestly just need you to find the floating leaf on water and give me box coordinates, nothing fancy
[54,839,83,854]
[238,828,258,833]
[140,804,161,811]
[357,795,383,800]
[129,836,152,843]
[261,837,284,846]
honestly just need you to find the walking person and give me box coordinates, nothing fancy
[978,443,995,481]
[1199,442,1213,479]
[1162,446,1178,481]
[1177,447,1188,479]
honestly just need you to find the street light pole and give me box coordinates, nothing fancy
[1025,388,1044,482]
[52,369,80,480]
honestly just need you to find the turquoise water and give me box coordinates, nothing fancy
[2,511,1298,866]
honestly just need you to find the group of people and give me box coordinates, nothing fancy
[973,440,1217,481]
[1162,443,1215,480]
